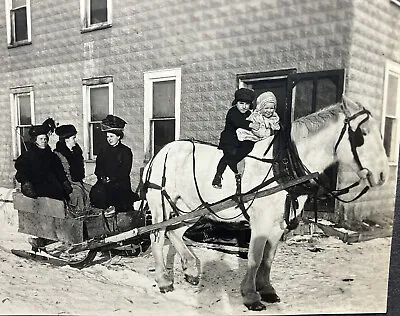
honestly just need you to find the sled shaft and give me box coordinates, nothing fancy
[69,172,319,254]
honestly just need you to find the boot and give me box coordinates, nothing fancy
[212,173,223,189]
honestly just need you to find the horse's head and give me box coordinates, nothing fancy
[336,95,389,187]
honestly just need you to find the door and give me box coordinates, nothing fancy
[238,69,345,213]
[290,70,344,213]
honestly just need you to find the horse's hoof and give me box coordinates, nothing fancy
[244,301,266,311]
[159,284,174,293]
[260,293,280,303]
[185,274,200,285]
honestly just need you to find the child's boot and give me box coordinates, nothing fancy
[212,173,223,189]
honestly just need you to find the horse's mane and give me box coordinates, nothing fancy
[291,102,342,141]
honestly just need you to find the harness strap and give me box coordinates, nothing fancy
[284,194,300,230]
[234,175,249,221]
[190,140,239,220]
[263,132,279,157]
[332,185,369,203]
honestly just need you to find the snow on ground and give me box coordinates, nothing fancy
[0,200,392,316]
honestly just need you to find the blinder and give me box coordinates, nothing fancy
[349,126,364,148]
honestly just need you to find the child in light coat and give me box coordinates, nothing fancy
[236,91,280,142]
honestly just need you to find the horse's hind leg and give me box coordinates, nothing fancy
[255,226,284,303]
[166,226,200,286]
[147,190,174,293]
[151,227,174,293]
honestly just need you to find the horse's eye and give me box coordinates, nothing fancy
[361,128,368,136]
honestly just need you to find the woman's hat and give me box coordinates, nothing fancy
[256,91,277,110]
[101,115,127,132]
[232,88,255,106]
[55,124,77,139]
[28,124,50,137]
[42,117,57,133]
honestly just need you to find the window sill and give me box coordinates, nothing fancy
[8,40,32,49]
[81,23,112,33]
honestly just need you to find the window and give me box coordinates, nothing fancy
[10,86,35,158]
[291,69,344,120]
[82,77,113,160]
[5,0,32,47]
[80,0,112,32]
[144,69,181,160]
[382,60,400,166]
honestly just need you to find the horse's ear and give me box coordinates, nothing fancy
[342,95,361,114]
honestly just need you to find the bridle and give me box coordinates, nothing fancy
[313,105,372,203]
[334,106,372,184]
[281,105,373,205]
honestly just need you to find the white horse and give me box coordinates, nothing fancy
[142,96,389,311]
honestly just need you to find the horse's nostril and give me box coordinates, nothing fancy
[379,172,385,184]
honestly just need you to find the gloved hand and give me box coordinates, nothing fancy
[62,180,73,195]
[21,182,37,198]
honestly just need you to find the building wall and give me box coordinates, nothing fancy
[0,0,355,187]
[337,0,400,224]
[0,0,397,223]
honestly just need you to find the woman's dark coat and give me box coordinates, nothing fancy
[15,144,69,200]
[90,142,138,212]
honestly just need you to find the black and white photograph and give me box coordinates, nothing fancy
[1,0,399,315]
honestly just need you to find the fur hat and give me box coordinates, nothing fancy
[232,88,255,106]
[256,91,277,110]
[29,124,50,137]
[55,124,77,139]
[101,115,127,132]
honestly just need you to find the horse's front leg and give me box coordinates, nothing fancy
[240,234,268,311]
[256,226,284,303]
[151,228,174,293]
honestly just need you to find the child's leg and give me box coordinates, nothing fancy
[212,155,228,188]
[226,142,254,174]
[216,155,228,175]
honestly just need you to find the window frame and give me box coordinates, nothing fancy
[82,76,114,160]
[5,0,32,48]
[80,0,113,33]
[390,0,400,7]
[143,68,182,161]
[10,86,35,158]
[381,60,400,166]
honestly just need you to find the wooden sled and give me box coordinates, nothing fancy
[11,172,319,268]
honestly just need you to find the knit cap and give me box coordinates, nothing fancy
[256,91,277,110]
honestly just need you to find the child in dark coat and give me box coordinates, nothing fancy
[212,88,258,189]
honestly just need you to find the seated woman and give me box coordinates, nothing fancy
[15,124,72,201]
[89,115,139,214]
[54,124,89,215]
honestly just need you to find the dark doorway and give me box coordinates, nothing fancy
[237,68,345,213]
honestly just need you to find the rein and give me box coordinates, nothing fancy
[142,139,279,223]
[273,105,372,225]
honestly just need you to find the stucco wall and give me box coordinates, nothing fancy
[0,0,356,188]
[336,0,400,224]
[1,0,397,224]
